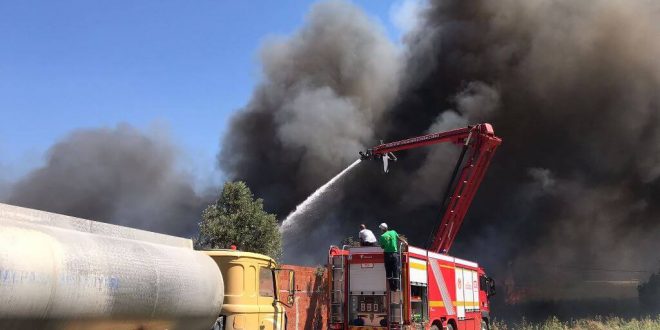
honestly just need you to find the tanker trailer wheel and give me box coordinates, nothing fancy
[481,319,489,330]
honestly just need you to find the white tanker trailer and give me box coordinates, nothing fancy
[0,203,294,330]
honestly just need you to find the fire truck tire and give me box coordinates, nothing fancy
[444,324,454,330]
[430,325,440,330]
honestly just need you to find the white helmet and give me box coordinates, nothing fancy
[379,223,388,230]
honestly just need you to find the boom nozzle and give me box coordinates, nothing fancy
[359,149,373,160]
[359,149,397,172]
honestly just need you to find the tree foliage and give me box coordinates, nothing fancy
[340,236,361,248]
[638,268,660,311]
[196,181,282,260]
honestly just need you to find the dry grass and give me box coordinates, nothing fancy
[491,316,660,330]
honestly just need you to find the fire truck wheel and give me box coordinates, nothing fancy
[430,325,440,330]
[444,324,453,330]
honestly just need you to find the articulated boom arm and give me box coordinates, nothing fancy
[360,123,501,254]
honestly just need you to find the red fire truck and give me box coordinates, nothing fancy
[328,123,501,330]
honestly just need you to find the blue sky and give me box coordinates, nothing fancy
[0,0,407,185]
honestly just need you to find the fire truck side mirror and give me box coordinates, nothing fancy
[480,276,496,297]
[487,278,496,297]
[274,268,296,307]
[288,270,295,304]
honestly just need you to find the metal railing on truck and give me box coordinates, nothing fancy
[329,245,348,325]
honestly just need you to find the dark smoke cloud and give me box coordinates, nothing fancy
[0,175,10,202]
[222,0,660,301]
[219,0,401,216]
[392,0,660,300]
[6,124,207,236]
[0,158,11,201]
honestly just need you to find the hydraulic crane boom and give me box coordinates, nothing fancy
[360,123,501,254]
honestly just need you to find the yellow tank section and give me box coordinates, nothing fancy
[204,250,287,330]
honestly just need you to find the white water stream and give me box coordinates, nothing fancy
[279,159,361,233]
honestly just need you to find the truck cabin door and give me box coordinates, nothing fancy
[258,265,281,330]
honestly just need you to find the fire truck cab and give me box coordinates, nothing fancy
[328,245,495,330]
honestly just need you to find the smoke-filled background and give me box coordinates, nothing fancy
[3,0,660,311]
[4,124,209,236]
[221,0,660,305]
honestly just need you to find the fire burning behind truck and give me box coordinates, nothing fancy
[3,0,660,311]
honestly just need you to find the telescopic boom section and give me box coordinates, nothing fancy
[360,123,501,254]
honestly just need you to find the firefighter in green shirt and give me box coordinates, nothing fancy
[378,222,407,291]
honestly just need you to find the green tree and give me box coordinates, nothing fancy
[638,267,660,311]
[196,181,282,260]
[340,236,361,248]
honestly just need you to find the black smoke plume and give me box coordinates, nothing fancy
[393,0,660,301]
[219,0,403,259]
[221,0,660,301]
[6,124,207,236]
[220,0,401,210]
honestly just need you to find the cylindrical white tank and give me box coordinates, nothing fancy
[0,203,224,330]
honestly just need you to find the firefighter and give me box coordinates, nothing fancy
[358,224,377,246]
[378,222,407,291]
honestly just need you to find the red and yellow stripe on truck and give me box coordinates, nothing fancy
[329,245,494,330]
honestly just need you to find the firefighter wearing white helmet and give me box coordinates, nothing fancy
[378,222,408,291]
